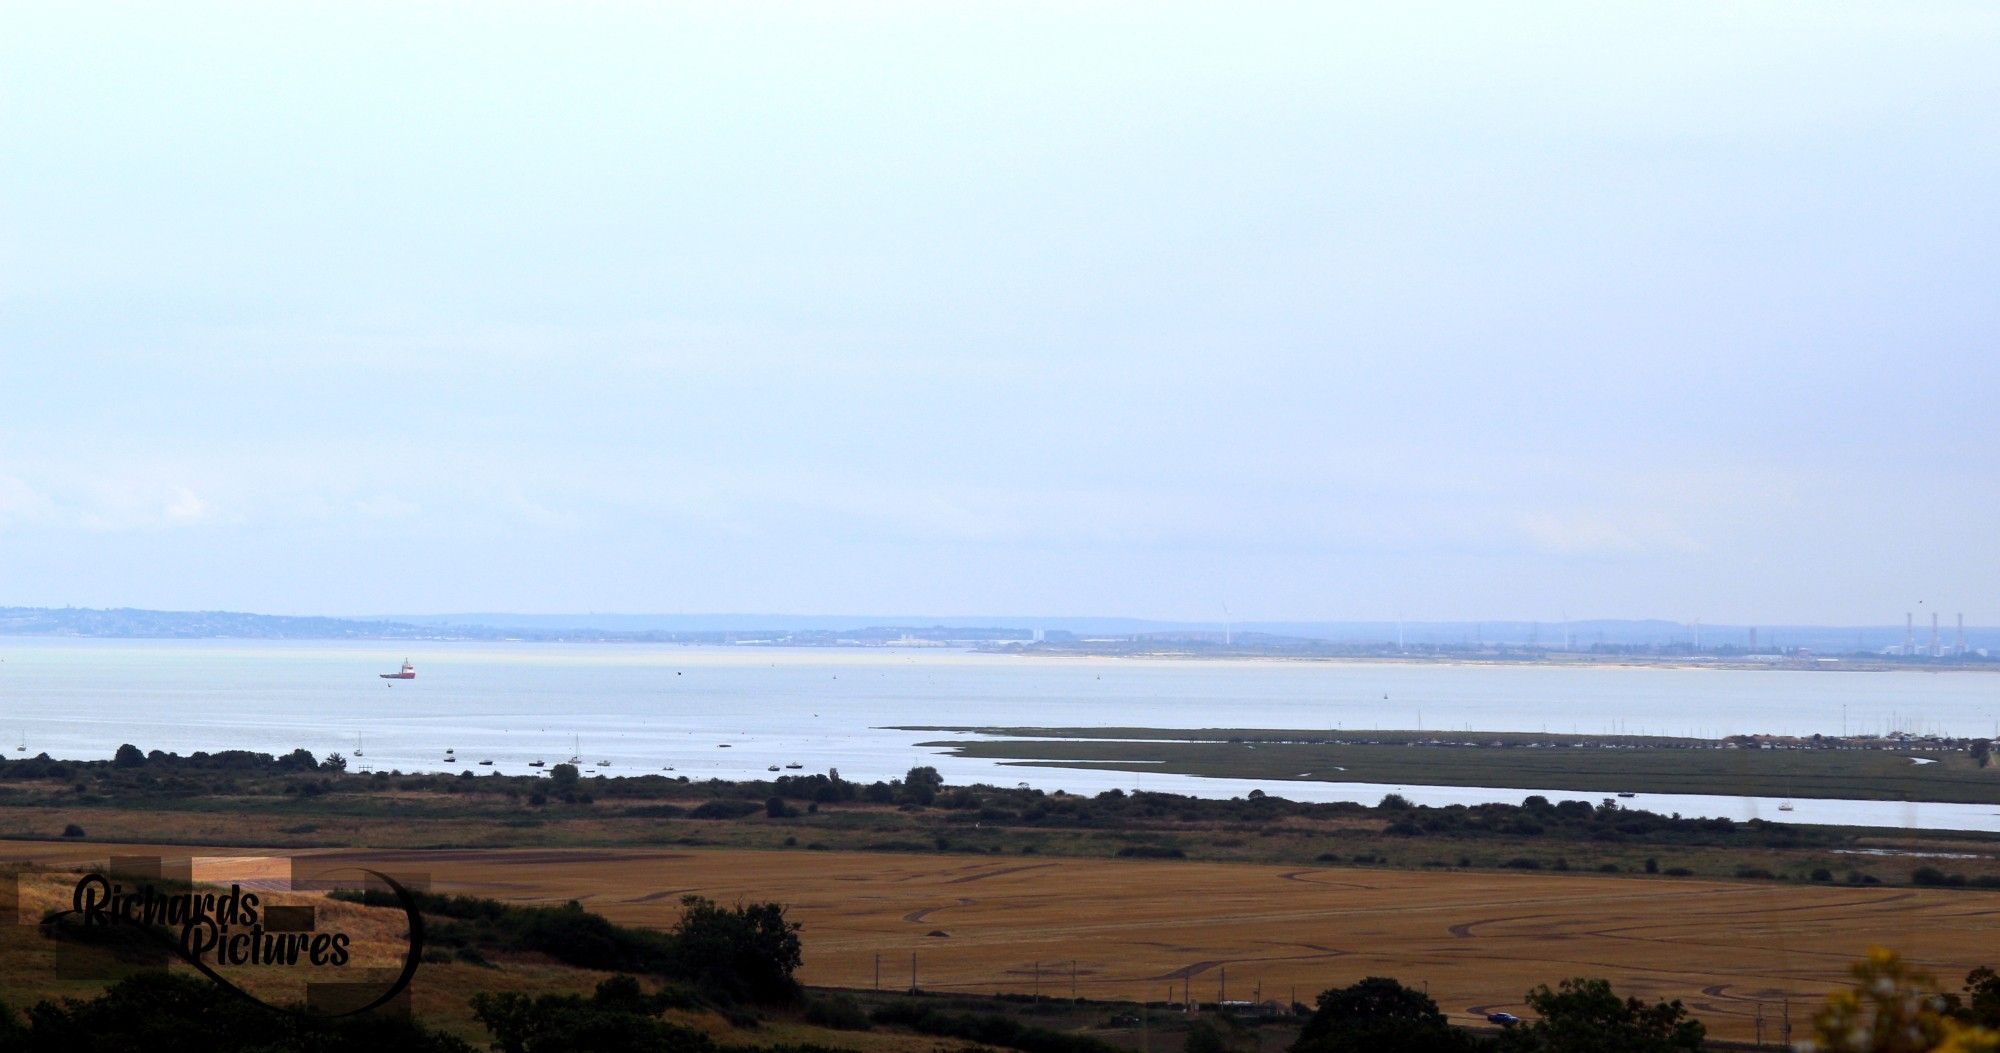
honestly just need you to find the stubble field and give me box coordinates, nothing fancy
[6,840,1995,1044]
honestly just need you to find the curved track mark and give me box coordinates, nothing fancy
[1277,870,1379,890]
[945,863,1059,884]
[902,897,977,924]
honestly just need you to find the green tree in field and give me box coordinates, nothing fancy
[1962,966,2000,1028]
[1293,976,1470,1053]
[902,765,944,805]
[668,895,803,1003]
[549,762,580,789]
[1496,978,1703,1052]
[112,744,145,767]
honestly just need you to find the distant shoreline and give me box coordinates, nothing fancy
[4,630,1998,673]
[3,606,1996,669]
[978,646,2000,673]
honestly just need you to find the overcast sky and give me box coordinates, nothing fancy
[2,3,1996,624]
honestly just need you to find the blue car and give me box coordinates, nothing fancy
[1486,1013,1522,1025]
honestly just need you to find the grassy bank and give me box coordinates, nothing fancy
[904,726,2000,804]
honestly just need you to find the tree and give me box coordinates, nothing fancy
[112,744,145,768]
[1963,966,2000,1029]
[902,766,944,806]
[1497,978,1703,1052]
[549,763,580,789]
[1973,740,1992,769]
[1294,977,1468,1053]
[667,895,803,1003]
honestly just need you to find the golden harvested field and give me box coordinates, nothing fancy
[8,840,1999,1043]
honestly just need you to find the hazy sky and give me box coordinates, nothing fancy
[3,3,1996,624]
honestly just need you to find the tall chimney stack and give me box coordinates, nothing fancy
[1906,613,1915,656]
[1931,613,1941,657]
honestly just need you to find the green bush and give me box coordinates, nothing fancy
[690,800,763,820]
[803,994,871,1031]
[1115,845,1185,859]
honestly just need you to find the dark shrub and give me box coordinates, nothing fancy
[690,800,762,820]
[804,994,871,1031]
[1115,845,1186,859]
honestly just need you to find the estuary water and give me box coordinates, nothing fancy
[3,638,1997,832]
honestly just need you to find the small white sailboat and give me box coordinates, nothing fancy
[353,734,364,758]
[1778,801,1795,812]
[568,735,581,765]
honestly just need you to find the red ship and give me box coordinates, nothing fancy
[379,659,416,680]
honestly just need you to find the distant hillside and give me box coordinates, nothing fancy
[0,606,1027,644]
[0,606,454,640]
[2,606,1990,654]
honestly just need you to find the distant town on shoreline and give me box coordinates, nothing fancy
[0,605,1992,667]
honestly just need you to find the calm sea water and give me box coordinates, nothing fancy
[4,638,1997,831]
